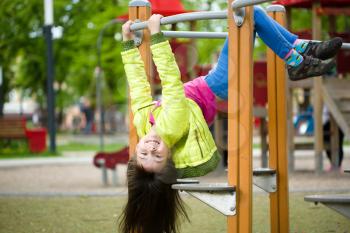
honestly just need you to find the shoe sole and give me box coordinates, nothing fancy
[289,60,336,81]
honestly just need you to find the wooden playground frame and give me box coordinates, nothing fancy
[127,0,289,232]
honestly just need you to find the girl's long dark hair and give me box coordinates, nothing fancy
[119,157,189,233]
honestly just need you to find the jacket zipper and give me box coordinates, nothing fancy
[194,120,210,153]
[195,130,204,158]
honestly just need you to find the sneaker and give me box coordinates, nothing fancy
[302,37,343,60]
[288,56,335,81]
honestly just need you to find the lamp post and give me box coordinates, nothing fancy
[96,19,121,151]
[0,66,3,117]
[44,0,56,153]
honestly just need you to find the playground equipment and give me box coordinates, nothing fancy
[93,147,129,186]
[276,0,350,172]
[305,168,350,219]
[275,0,350,222]
[126,0,292,232]
[305,194,350,219]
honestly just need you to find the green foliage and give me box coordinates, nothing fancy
[1,0,348,117]
[0,0,129,115]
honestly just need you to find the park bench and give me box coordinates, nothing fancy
[93,147,129,186]
[0,116,27,143]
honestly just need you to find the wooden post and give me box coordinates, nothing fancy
[330,115,340,168]
[128,0,151,157]
[260,117,268,168]
[312,2,324,173]
[287,86,295,171]
[285,6,295,172]
[227,1,254,232]
[267,6,289,233]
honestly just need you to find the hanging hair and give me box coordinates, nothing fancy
[119,156,189,233]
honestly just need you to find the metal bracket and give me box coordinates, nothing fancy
[253,168,277,193]
[324,203,350,219]
[305,195,350,219]
[233,7,246,27]
[172,183,236,216]
[96,158,108,186]
[133,20,143,46]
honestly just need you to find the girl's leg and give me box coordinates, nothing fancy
[254,6,343,61]
[253,6,298,59]
[205,6,339,89]
[204,39,229,100]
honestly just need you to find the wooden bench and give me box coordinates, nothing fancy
[0,116,27,143]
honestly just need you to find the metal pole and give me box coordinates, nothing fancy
[130,11,228,31]
[307,40,350,50]
[43,25,56,153]
[0,66,2,87]
[162,30,227,39]
[341,43,350,49]
[44,0,56,153]
[96,19,121,151]
[232,0,273,10]
[94,67,104,152]
[128,0,273,32]
[0,66,3,117]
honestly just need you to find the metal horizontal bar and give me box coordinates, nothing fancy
[130,11,228,31]
[341,42,350,50]
[308,40,350,50]
[162,30,227,39]
[232,0,274,9]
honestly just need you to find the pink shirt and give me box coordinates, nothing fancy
[183,77,216,125]
[150,77,216,126]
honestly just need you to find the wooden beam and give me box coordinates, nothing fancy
[316,7,350,16]
[312,2,324,173]
[267,8,289,233]
[227,1,254,232]
[128,1,151,157]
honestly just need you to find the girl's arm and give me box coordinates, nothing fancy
[121,21,152,115]
[148,15,189,147]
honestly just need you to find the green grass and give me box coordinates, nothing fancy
[57,142,125,152]
[0,193,349,233]
[0,141,126,159]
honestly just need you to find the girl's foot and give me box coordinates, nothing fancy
[288,56,335,81]
[302,37,343,60]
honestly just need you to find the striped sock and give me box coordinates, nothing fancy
[293,39,309,54]
[284,49,304,67]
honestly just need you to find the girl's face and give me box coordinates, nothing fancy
[136,129,170,172]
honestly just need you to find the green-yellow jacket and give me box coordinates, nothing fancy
[121,39,219,178]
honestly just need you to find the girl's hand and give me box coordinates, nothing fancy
[122,20,134,41]
[148,14,163,35]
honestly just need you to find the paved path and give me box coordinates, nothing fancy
[1,133,349,196]
[1,152,350,196]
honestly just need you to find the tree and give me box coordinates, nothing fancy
[0,0,129,120]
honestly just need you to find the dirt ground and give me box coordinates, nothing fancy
[0,151,350,196]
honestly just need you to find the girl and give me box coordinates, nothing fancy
[119,8,342,233]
